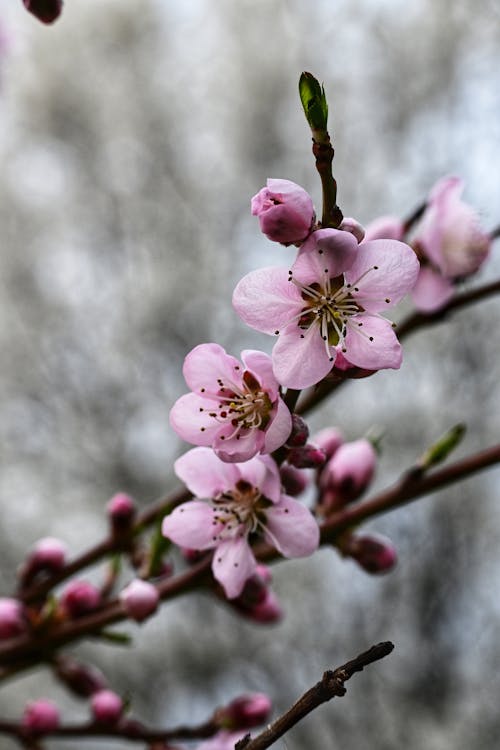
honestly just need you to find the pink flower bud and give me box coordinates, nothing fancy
[0,597,26,639]
[286,414,309,447]
[363,215,405,241]
[287,443,326,469]
[312,427,344,460]
[23,0,63,24]
[120,579,159,622]
[339,217,365,243]
[60,581,101,619]
[230,566,282,624]
[54,656,107,697]
[107,493,136,531]
[19,537,68,586]
[22,699,60,733]
[251,178,315,245]
[280,465,309,497]
[219,693,272,730]
[91,689,123,724]
[344,533,397,574]
[246,589,283,624]
[319,439,376,512]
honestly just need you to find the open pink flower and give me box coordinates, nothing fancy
[233,228,419,389]
[251,178,315,245]
[170,344,292,463]
[162,448,319,599]
[412,176,490,312]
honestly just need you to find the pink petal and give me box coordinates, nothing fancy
[264,496,319,557]
[343,314,402,370]
[182,343,243,397]
[263,398,292,454]
[169,393,223,447]
[162,501,221,550]
[345,240,420,312]
[212,537,257,599]
[174,447,240,497]
[233,267,305,335]
[213,425,264,463]
[272,323,335,390]
[239,455,282,504]
[410,266,454,312]
[292,228,358,286]
[241,350,279,400]
[363,215,405,242]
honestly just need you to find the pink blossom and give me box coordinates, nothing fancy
[364,216,405,242]
[91,690,124,724]
[0,597,26,639]
[22,699,60,733]
[233,228,419,389]
[120,579,159,622]
[251,178,315,245]
[162,448,319,599]
[312,427,344,460]
[218,693,272,729]
[19,537,68,585]
[170,344,292,463]
[60,580,101,618]
[319,438,376,512]
[412,176,490,312]
[339,217,365,243]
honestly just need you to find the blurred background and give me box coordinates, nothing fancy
[0,0,499,748]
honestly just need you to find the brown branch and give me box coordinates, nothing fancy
[236,642,394,750]
[297,277,500,415]
[19,486,191,604]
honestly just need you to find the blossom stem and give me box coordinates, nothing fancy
[312,137,343,229]
[236,642,394,750]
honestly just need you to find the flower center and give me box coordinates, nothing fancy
[211,480,270,540]
[199,370,273,440]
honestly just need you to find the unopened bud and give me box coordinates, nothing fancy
[0,597,26,639]
[286,415,309,447]
[251,179,315,245]
[54,656,107,697]
[22,699,60,733]
[319,438,376,512]
[19,537,68,586]
[344,533,397,574]
[280,465,309,497]
[60,581,101,619]
[313,427,343,460]
[287,443,326,469]
[107,493,136,532]
[23,0,63,24]
[245,589,283,624]
[91,689,123,724]
[120,579,159,622]
[218,693,272,730]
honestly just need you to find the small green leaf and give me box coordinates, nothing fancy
[299,72,328,132]
[418,423,466,469]
[98,630,133,646]
[147,519,172,577]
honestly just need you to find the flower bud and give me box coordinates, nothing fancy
[363,215,405,241]
[279,465,309,497]
[287,443,326,469]
[339,217,365,243]
[54,656,107,697]
[60,581,101,619]
[120,579,159,622]
[23,0,63,24]
[343,533,397,574]
[245,589,283,624]
[217,693,272,730]
[251,179,315,245]
[286,414,309,447]
[312,427,343,461]
[230,567,282,623]
[19,537,68,586]
[22,699,60,733]
[107,493,136,532]
[0,597,26,639]
[319,439,376,512]
[91,689,123,724]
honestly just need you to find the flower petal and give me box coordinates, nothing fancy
[272,323,335,389]
[240,455,282,504]
[183,343,243,397]
[263,398,292,454]
[345,239,420,312]
[174,447,240,497]
[212,537,257,599]
[169,393,223,447]
[410,266,454,312]
[162,500,221,550]
[343,314,402,370]
[233,267,303,335]
[292,228,358,286]
[213,425,264,463]
[241,349,279,400]
[264,496,319,557]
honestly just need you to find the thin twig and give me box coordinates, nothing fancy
[236,642,394,750]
